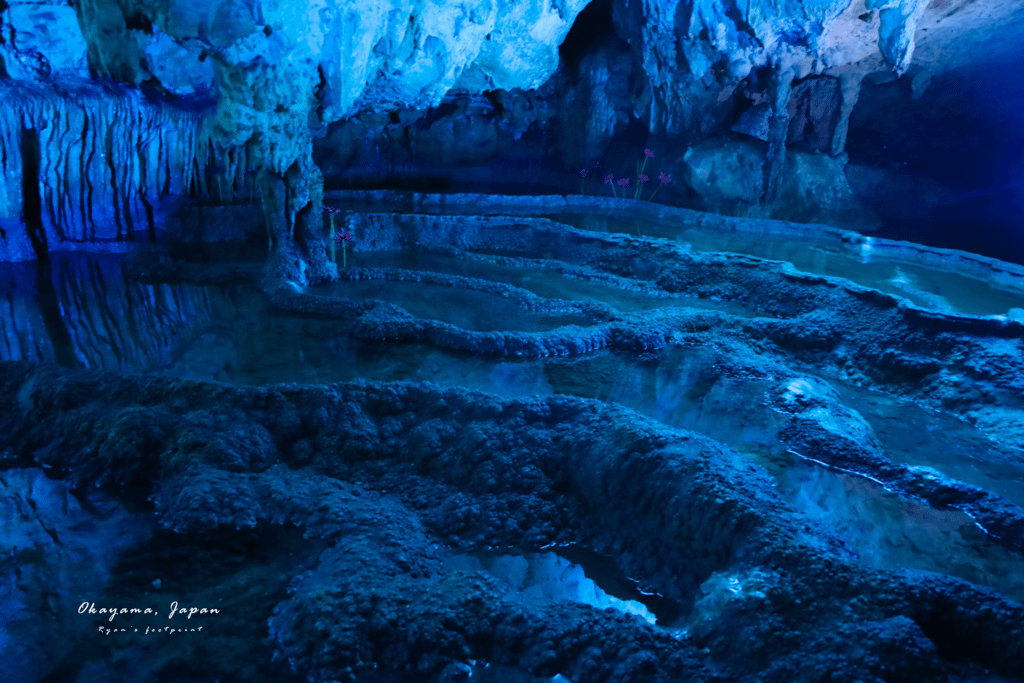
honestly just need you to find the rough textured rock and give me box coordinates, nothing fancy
[0,468,151,683]
[1,0,598,277]
[0,80,204,261]
[62,0,586,172]
[306,0,1023,242]
[2,353,1023,681]
[733,76,842,154]
[4,194,1024,680]
[0,0,89,80]
[681,138,880,230]
[3,0,1024,679]
[0,0,1021,263]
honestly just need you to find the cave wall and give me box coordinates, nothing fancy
[308,0,1023,237]
[0,0,1022,262]
[844,2,1024,263]
[0,0,605,278]
[0,80,206,262]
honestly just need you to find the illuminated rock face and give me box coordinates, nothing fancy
[5,0,592,281]
[63,0,590,171]
[1,0,935,167]
[0,0,591,267]
[0,81,204,262]
[0,0,89,79]
[0,0,1022,264]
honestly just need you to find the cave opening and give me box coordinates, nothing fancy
[846,58,1024,265]
[559,0,616,76]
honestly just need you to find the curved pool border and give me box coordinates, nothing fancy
[325,190,1024,294]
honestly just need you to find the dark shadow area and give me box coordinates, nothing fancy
[35,260,83,369]
[879,188,1024,266]
[847,60,1024,264]
[560,0,616,75]
[20,124,47,259]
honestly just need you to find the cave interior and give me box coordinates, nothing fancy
[2,1,1024,683]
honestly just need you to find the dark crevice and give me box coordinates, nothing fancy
[162,139,171,198]
[20,124,48,261]
[83,110,96,239]
[123,193,135,241]
[415,102,459,131]
[140,76,170,103]
[105,127,123,239]
[314,65,327,123]
[559,0,615,75]
[914,609,1001,668]
[76,110,88,229]
[483,90,504,117]
[138,132,154,240]
[33,260,81,369]
[123,11,153,35]
[141,194,155,241]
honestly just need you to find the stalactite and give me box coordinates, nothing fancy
[763,68,794,206]
[830,71,864,158]
[0,81,211,261]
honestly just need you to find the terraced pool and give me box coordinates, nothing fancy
[4,202,1024,683]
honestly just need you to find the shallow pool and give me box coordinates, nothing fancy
[547,213,1024,317]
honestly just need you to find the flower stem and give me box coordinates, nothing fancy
[329,215,335,262]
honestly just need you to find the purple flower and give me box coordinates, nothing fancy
[643,148,654,158]
[617,178,630,187]
[637,173,649,183]
[604,173,614,185]
[334,230,354,243]
[658,172,672,184]
[323,206,342,216]
[579,168,589,178]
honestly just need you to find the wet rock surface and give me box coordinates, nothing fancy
[3,0,1024,677]
[3,0,1023,261]
[3,203,1024,682]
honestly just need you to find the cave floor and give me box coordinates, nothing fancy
[3,204,1024,683]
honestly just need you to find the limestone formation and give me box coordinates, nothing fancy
[0,0,1021,269]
